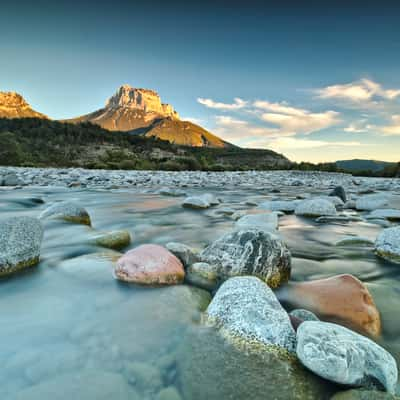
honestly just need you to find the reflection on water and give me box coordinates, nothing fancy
[1,185,400,399]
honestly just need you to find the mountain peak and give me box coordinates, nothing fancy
[105,85,180,119]
[0,91,48,119]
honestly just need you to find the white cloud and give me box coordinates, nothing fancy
[259,110,340,135]
[344,120,372,133]
[380,115,400,135]
[253,100,308,116]
[314,78,400,103]
[264,137,362,151]
[197,97,248,110]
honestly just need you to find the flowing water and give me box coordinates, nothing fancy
[1,184,400,399]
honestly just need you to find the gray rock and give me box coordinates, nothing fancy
[329,186,347,203]
[206,276,296,352]
[1,172,23,186]
[39,201,91,225]
[166,242,199,267]
[335,236,374,247]
[156,387,182,400]
[356,194,389,211]
[159,187,186,197]
[0,216,43,277]
[375,226,400,263]
[296,321,398,394]
[186,262,219,290]
[295,199,337,217]
[259,200,301,213]
[200,228,291,288]
[367,209,400,221]
[235,212,278,233]
[182,196,210,209]
[290,309,319,322]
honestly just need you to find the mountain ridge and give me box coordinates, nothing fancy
[0,92,48,119]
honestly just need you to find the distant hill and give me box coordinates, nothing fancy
[335,159,396,173]
[66,85,230,148]
[0,92,48,119]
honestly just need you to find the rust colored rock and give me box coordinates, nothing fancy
[114,244,185,286]
[277,274,381,338]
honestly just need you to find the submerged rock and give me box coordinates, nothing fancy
[375,226,400,264]
[331,389,400,400]
[235,212,278,233]
[295,198,337,217]
[186,262,218,291]
[206,276,296,352]
[276,274,381,338]
[335,236,374,247]
[200,228,291,288]
[297,321,398,393]
[114,244,185,285]
[89,230,131,250]
[39,201,91,225]
[0,216,43,277]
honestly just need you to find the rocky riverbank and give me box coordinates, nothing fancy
[1,167,400,399]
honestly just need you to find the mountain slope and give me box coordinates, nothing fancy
[336,159,396,172]
[67,85,229,148]
[0,92,48,119]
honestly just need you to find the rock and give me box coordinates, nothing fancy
[89,230,131,250]
[316,215,362,223]
[290,309,319,322]
[2,172,23,186]
[165,242,199,267]
[296,321,398,393]
[39,201,91,225]
[331,389,400,399]
[114,244,185,285]
[329,186,347,203]
[0,216,43,277]
[356,194,389,211]
[375,226,400,263]
[13,371,138,400]
[214,206,235,216]
[344,200,357,209]
[235,212,278,233]
[200,228,291,288]
[122,360,163,393]
[368,209,400,221]
[178,320,332,400]
[206,276,296,351]
[202,193,220,205]
[159,187,186,197]
[276,274,381,338]
[295,198,337,217]
[258,200,301,213]
[335,236,374,246]
[182,196,210,209]
[186,262,219,291]
[156,387,182,400]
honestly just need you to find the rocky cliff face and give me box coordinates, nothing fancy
[0,92,48,119]
[68,85,229,148]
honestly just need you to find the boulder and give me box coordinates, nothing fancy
[258,200,301,213]
[200,228,291,288]
[329,186,347,203]
[375,226,400,263]
[0,216,43,277]
[206,276,296,351]
[114,244,185,285]
[368,209,400,221]
[186,262,218,291]
[1,172,23,186]
[356,194,389,211]
[290,309,319,322]
[297,321,398,393]
[89,230,131,250]
[165,242,199,267]
[276,274,381,338]
[235,212,278,233]
[295,198,337,217]
[182,196,210,209]
[39,201,91,225]
[331,389,400,400]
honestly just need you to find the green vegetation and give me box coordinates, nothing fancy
[0,118,398,177]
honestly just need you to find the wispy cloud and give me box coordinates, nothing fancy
[380,115,400,136]
[314,78,400,103]
[197,97,248,110]
[260,137,362,151]
[343,120,371,133]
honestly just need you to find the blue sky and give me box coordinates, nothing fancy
[1,0,400,162]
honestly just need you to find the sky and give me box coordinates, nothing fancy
[1,0,400,163]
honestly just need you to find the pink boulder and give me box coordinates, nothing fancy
[114,244,185,286]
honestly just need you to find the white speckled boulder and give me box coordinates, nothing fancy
[0,216,43,277]
[200,228,291,288]
[297,321,398,394]
[206,276,296,352]
[375,226,400,263]
[39,201,91,225]
[295,198,337,217]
